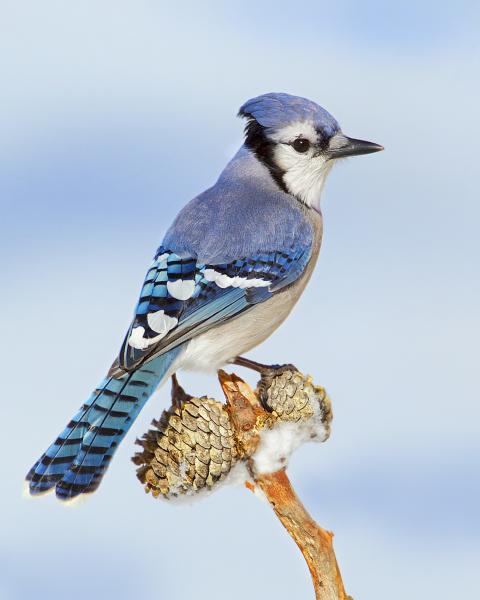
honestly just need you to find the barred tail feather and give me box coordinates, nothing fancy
[26,348,182,501]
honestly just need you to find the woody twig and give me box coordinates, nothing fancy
[219,371,351,600]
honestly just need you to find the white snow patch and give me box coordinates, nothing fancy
[252,411,329,475]
[159,461,252,505]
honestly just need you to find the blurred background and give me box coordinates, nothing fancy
[1,1,479,598]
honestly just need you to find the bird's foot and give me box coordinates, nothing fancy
[232,356,298,378]
[232,357,300,411]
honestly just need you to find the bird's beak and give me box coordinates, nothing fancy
[326,133,384,159]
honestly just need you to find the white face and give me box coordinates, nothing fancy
[269,121,335,210]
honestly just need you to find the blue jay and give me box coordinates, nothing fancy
[27,93,383,500]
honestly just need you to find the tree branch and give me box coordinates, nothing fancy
[218,371,350,600]
[135,368,350,599]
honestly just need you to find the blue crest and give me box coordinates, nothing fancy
[239,92,339,137]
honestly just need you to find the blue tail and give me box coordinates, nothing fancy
[26,349,182,501]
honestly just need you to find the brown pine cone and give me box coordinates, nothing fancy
[134,368,332,499]
[259,367,332,435]
[133,395,238,499]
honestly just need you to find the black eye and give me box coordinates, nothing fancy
[292,138,310,153]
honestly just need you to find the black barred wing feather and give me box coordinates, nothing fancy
[119,245,311,370]
[119,249,196,369]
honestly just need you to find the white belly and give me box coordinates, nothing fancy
[181,291,298,371]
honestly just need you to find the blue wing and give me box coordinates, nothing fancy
[119,244,312,370]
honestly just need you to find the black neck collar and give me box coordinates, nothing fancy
[242,118,288,194]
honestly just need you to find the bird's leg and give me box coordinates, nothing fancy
[232,356,298,377]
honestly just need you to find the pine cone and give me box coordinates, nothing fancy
[133,395,238,499]
[259,367,332,435]
[134,368,332,499]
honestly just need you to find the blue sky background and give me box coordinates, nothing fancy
[1,2,479,599]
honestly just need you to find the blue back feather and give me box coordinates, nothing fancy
[162,147,313,264]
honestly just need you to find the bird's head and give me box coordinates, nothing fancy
[239,92,383,209]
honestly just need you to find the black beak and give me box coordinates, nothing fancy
[326,134,384,159]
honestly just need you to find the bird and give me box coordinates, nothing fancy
[26,92,383,501]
